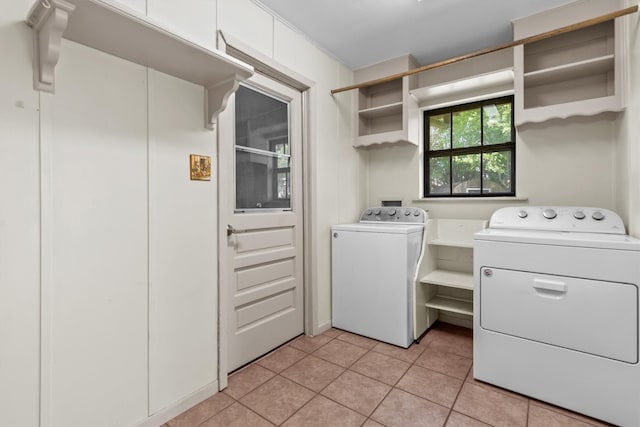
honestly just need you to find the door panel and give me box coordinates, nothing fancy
[219,73,304,373]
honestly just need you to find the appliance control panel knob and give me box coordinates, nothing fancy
[374,209,381,215]
[404,209,411,216]
[413,210,421,216]
[388,209,397,216]
[543,208,557,220]
[517,210,528,219]
[573,210,586,220]
[592,211,605,221]
[365,210,372,216]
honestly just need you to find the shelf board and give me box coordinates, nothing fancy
[26,0,253,129]
[421,270,473,290]
[427,239,474,248]
[524,55,614,88]
[358,102,403,119]
[425,295,473,316]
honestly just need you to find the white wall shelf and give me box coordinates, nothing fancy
[353,55,419,148]
[513,0,626,126]
[26,0,253,129]
[358,102,403,120]
[425,296,473,316]
[523,55,614,87]
[420,270,473,291]
[427,239,474,249]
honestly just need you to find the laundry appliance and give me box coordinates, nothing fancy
[474,206,640,426]
[331,207,427,348]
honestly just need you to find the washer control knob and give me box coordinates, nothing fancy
[365,210,373,216]
[592,211,605,221]
[388,209,397,216]
[517,210,528,219]
[543,208,557,220]
[573,210,586,220]
[404,209,411,216]
[374,209,381,215]
[413,210,421,216]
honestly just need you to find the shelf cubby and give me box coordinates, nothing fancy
[512,0,625,126]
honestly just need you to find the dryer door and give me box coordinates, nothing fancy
[479,267,638,363]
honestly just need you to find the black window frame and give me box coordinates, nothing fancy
[423,95,516,198]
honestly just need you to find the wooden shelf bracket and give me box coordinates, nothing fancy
[27,0,75,93]
[205,76,241,130]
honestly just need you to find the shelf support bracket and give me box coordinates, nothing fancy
[205,75,243,130]
[27,0,75,93]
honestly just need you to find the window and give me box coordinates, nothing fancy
[234,85,291,210]
[424,96,515,197]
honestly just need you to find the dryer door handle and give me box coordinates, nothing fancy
[532,278,567,293]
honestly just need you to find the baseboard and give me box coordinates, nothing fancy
[133,381,219,427]
[316,320,332,335]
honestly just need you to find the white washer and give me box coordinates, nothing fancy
[474,206,640,426]
[331,207,427,348]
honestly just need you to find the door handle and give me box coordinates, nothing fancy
[532,278,567,293]
[226,224,247,237]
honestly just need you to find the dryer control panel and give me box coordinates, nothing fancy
[359,207,427,224]
[489,206,625,234]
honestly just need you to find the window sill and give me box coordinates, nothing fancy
[412,196,529,203]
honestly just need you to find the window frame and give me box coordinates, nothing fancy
[423,95,516,198]
[269,136,291,201]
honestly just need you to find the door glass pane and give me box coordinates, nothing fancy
[429,156,450,194]
[483,151,513,194]
[452,108,481,149]
[429,113,450,150]
[235,85,291,211]
[235,151,291,210]
[483,102,512,145]
[452,153,480,194]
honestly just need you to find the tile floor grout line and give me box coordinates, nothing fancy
[237,400,278,427]
[441,363,474,427]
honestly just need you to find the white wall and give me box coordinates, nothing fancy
[617,2,640,236]
[0,2,41,425]
[0,0,361,425]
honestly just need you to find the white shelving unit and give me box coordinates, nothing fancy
[353,55,419,148]
[512,0,626,126]
[26,0,254,129]
[421,270,473,291]
[417,219,487,331]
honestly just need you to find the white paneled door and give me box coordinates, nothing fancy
[219,73,304,374]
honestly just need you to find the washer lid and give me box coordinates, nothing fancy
[332,223,424,234]
[475,228,640,251]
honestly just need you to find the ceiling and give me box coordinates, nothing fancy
[253,0,575,70]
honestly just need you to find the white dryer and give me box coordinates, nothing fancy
[474,206,640,426]
[331,207,427,348]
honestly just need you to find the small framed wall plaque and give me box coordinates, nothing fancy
[190,154,211,181]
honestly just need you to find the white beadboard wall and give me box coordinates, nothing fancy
[0,1,41,426]
[40,39,149,427]
[0,0,358,426]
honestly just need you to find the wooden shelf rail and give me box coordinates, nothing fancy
[331,5,638,95]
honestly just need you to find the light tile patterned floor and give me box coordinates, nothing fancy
[165,323,612,427]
